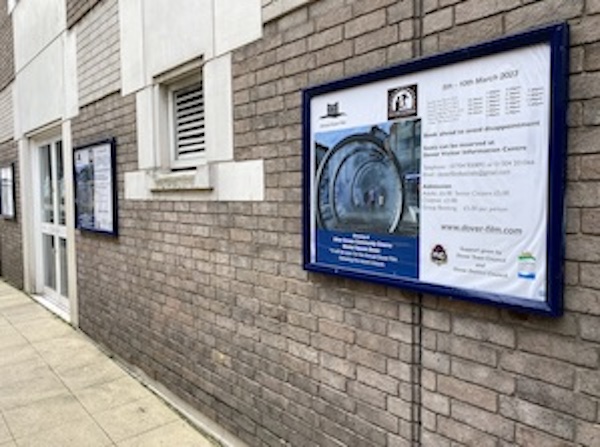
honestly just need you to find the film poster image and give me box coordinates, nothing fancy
[315,120,421,236]
[75,149,94,228]
[314,119,421,279]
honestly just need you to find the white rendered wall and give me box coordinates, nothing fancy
[12,0,78,137]
[204,53,233,163]
[118,0,144,95]
[215,0,262,56]
[262,0,315,22]
[12,0,66,72]
[120,0,262,93]
[122,0,265,202]
[14,37,64,136]
[142,0,213,83]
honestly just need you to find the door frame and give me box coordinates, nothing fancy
[20,121,78,325]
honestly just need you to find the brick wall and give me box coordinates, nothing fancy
[66,0,103,29]
[0,86,13,143]
[73,0,600,446]
[0,0,13,91]
[77,0,120,107]
[0,140,22,290]
[0,0,19,289]
[415,1,600,446]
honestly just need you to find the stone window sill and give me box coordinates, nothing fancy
[150,165,212,193]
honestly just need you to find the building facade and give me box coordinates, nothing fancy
[0,0,599,446]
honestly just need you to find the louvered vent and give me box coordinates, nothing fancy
[173,82,205,159]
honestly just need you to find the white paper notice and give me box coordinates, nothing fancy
[92,145,113,232]
[418,44,550,301]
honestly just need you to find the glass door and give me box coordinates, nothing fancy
[38,140,69,314]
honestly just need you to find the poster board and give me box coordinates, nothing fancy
[74,139,118,236]
[302,24,568,316]
[0,163,15,220]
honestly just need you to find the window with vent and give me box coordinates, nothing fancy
[161,71,206,171]
[170,82,205,168]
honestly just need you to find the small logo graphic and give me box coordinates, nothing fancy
[388,85,418,120]
[320,102,346,119]
[518,252,536,279]
[431,244,448,265]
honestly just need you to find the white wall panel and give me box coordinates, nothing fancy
[262,0,314,22]
[215,0,262,56]
[204,53,233,163]
[13,0,66,71]
[119,0,145,95]
[64,31,78,119]
[15,38,64,136]
[142,0,214,82]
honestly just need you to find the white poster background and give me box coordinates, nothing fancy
[91,144,113,232]
[310,43,550,302]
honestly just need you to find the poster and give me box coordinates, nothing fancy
[0,164,15,219]
[303,24,568,315]
[74,139,117,235]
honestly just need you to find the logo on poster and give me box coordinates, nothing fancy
[320,102,346,119]
[388,85,418,120]
[431,244,448,265]
[518,252,536,279]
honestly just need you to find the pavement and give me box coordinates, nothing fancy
[0,280,217,447]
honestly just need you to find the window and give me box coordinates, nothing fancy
[153,59,206,172]
[126,53,264,201]
[169,78,205,169]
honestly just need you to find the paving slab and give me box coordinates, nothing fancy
[3,394,90,440]
[14,417,113,447]
[32,335,109,374]
[0,344,42,368]
[0,373,67,410]
[0,326,28,351]
[0,357,53,386]
[0,416,12,445]
[74,376,154,415]
[93,396,180,443]
[0,280,218,447]
[57,357,127,391]
[13,316,76,343]
[117,420,217,447]
[1,303,52,324]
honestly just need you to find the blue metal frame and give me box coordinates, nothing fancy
[302,23,569,316]
[73,138,118,237]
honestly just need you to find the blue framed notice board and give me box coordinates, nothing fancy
[74,139,118,236]
[0,163,16,220]
[302,23,569,316]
